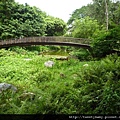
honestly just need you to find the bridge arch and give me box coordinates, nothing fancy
[0,36,91,49]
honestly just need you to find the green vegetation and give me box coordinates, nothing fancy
[66,0,120,58]
[0,0,66,39]
[0,0,120,58]
[92,26,120,58]
[0,49,119,114]
[70,16,100,38]
[45,16,67,36]
[67,0,120,29]
[0,0,120,115]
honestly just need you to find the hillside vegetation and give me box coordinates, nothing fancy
[0,49,119,114]
[0,0,120,114]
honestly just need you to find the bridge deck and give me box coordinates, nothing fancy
[0,36,91,49]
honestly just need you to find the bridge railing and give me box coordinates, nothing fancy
[0,36,90,46]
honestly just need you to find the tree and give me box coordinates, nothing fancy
[105,0,109,30]
[71,17,100,38]
[0,1,46,40]
[0,0,15,23]
[88,0,120,28]
[67,6,90,26]
[109,0,120,26]
[45,16,67,36]
[92,25,120,58]
[68,0,120,30]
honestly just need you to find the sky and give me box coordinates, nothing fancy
[15,0,93,22]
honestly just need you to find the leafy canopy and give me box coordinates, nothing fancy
[45,16,67,36]
[71,17,100,38]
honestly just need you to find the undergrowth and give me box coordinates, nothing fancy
[0,48,119,114]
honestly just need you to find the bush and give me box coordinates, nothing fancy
[0,49,119,114]
[92,26,120,58]
[44,85,79,114]
[71,17,100,38]
[0,49,16,57]
[70,48,93,61]
[73,54,120,114]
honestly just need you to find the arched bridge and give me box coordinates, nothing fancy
[0,36,91,49]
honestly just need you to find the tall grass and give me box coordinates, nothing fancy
[0,49,119,114]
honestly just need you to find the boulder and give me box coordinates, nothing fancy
[0,83,17,93]
[44,60,54,68]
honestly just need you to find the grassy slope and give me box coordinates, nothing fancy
[0,49,92,114]
[0,49,120,114]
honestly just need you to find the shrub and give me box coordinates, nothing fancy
[92,26,120,58]
[0,49,16,57]
[44,85,79,114]
[32,70,53,84]
[0,49,119,114]
[73,54,120,114]
[70,48,93,61]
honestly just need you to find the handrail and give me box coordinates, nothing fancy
[0,36,90,49]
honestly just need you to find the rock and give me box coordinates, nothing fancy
[44,60,54,68]
[60,73,65,78]
[24,58,32,61]
[0,83,17,93]
[19,92,35,101]
[83,64,89,67]
[55,56,68,60]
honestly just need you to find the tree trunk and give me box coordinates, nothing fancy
[105,0,109,30]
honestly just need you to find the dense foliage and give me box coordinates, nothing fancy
[67,0,120,58]
[45,16,67,36]
[0,1,66,40]
[92,25,120,57]
[0,1,46,39]
[0,49,119,114]
[73,53,120,114]
[67,0,120,27]
[0,0,120,115]
[70,17,100,38]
